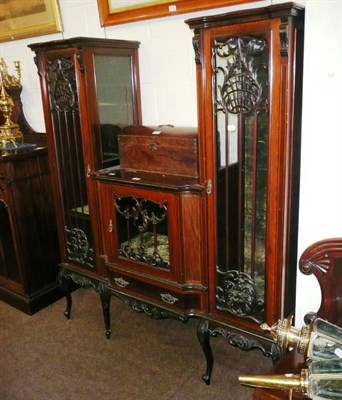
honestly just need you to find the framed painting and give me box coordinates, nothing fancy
[0,0,63,42]
[97,0,257,26]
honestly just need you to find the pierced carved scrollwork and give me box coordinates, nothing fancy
[216,270,264,322]
[197,318,282,385]
[47,57,77,113]
[115,294,188,322]
[115,196,170,269]
[65,226,94,267]
[208,325,281,361]
[213,36,268,115]
[59,268,96,290]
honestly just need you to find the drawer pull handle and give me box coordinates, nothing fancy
[0,186,5,193]
[160,293,178,305]
[114,277,130,288]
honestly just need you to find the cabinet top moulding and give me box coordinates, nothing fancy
[185,2,304,29]
[28,36,140,51]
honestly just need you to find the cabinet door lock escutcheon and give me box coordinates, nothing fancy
[206,178,212,195]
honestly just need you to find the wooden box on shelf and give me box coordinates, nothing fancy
[118,125,199,178]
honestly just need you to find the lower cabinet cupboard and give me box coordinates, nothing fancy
[95,168,207,317]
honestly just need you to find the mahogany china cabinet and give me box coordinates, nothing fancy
[28,1,305,385]
[185,2,304,383]
[0,85,61,314]
[29,37,142,336]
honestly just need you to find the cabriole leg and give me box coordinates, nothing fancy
[58,270,73,319]
[197,318,213,385]
[98,282,111,339]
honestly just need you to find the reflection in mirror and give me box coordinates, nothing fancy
[213,35,268,322]
[94,55,134,164]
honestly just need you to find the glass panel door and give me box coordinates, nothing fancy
[47,55,94,268]
[213,35,268,322]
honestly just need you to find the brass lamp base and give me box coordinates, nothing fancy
[0,123,24,148]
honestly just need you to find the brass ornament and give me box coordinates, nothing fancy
[0,58,24,147]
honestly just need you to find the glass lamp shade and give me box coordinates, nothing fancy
[261,317,342,361]
[308,359,342,399]
[239,360,342,399]
[309,319,342,361]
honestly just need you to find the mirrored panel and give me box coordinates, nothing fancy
[213,35,268,322]
[94,55,134,164]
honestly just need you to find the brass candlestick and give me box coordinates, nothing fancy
[0,58,24,147]
[239,359,342,400]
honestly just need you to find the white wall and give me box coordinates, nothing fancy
[1,0,341,326]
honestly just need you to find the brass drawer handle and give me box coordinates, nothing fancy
[114,277,130,288]
[160,293,178,305]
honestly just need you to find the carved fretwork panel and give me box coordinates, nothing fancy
[114,195,170,269]
[46,55,93,268]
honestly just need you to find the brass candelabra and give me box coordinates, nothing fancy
[0,57,24,148]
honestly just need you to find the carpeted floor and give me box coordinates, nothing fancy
[0,289,272,399]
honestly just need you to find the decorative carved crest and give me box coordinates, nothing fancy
[213,36,267,115]
[47,57,77,113]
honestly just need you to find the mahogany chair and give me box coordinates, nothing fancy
[253,238,342,400]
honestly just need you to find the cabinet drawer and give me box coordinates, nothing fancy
[108,268,204,312]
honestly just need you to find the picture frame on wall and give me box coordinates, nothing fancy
[97,0,256,26]
[0,0,63,42]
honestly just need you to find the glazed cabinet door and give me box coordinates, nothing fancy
[186,4,304,333]
[97,180,207,314]
[29,38,142,276]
